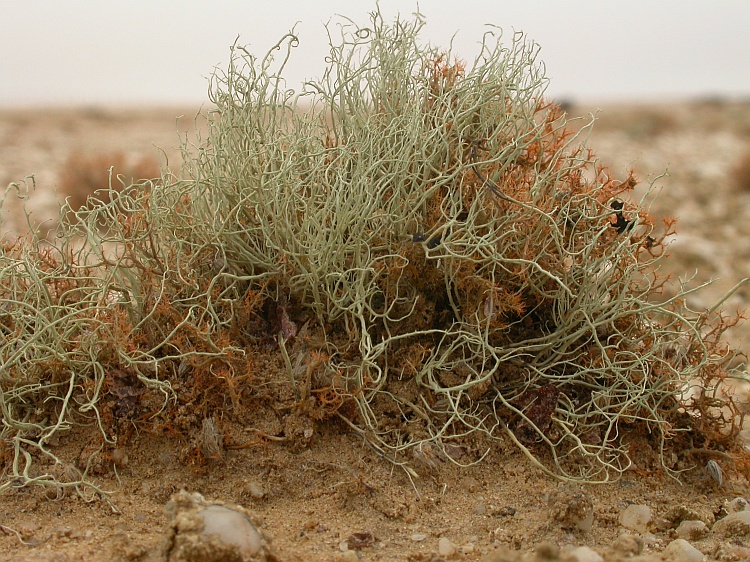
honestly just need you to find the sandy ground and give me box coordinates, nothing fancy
[1,100,750,561]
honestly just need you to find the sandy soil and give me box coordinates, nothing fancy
[2,100,750,561]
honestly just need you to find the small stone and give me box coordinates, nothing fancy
[53,526,73,540]
[664,505,713,528]
[619,504,652,533]
[346,530,375,550]
[111,531,147,560]
[662,538,705,562]
[474,503,487,515]
[612,533,643,556]
[567,493,594,532]
[198,505,263,557]
[165,490,275,561]
[712,510,750,538]
[726,497,750,514]
[722,545,750,560]
[245,481,265,499]
[571,507,594,533]
[675,519,709,541]
[438,537,457,557]
[562,546,603,562]
[411,533,428,542]
[339,550,359,562]
[548,487,594,533]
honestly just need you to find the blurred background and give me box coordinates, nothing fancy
[1,0,749,106]
[2,0,750,349]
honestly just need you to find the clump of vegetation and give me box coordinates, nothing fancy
[0,9,747,499]
[58,150,160,210]
[733,149,750,192]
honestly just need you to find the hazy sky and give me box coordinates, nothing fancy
[2,1,749,106]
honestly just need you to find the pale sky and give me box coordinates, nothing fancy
[2,0,749,107]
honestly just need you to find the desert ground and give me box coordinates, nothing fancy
[2,99,750,561]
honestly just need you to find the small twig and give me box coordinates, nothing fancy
[0,523,43,546]
[469,144,518,204]
[224,428,288,449]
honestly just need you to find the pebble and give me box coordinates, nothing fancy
[567,493,595,532]
[612,532,643,556]
[726,496,750,514]
[245,480,265,500]
[338,550,359,562]
[712,510,750,538]
[438,536,457,557]
[564,545,603,562]
[571,506,594,533]
[548,487,594,533]
[619,504,652,533]
[165,490,275,562]
[675,519,708,541]
[197,505,263,557]
[722,545,750,560]
[411,533,428,542]
[54,526,73,539]
[662,538,705,562]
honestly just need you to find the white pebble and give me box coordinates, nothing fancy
[438,537,456,557]
[712,510,750,538]
[245,480,265,499]
[676,520,708,540]
[339,550,359,562]
[612,533,643,555]
[619,504,652,533]
[565,546,604,562]
[411,533,427,542]
[663,538,705,562]
[573,509,594,533]
[727,497,750,513]
[198,505,263,557]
